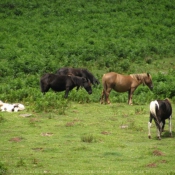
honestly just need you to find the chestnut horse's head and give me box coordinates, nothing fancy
[130,73,153,90]
[144,73,153,90]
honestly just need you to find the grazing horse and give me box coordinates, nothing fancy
[56,67,99,86]
[40,73,92,98]
[148,98,172,140]
[100,72,153,105]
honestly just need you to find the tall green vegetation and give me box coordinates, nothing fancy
[0,0,175,109]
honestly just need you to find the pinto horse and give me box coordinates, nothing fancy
[100,72,153,105]
[148,98,172,140]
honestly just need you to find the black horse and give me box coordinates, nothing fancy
[40,73,92,98]
[56,67,99,86]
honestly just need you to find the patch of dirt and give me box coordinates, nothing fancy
[65,122,75,127]
[32,148,44,151]
[147,163,157,168]
[30,118,40,123]
[65,119,81,127]
[153,150,164,156]
[159,160,167,163]
[72,110,79,113]
[41,133,53,136]
[101,131,110,135]
[9,137,22,142]
[73,118,81,122]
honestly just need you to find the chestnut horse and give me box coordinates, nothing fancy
[100,72,153,105]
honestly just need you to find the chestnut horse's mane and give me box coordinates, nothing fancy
[130,73,152,84]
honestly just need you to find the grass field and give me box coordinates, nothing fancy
[1,101,175,175]
[1,1,175,174]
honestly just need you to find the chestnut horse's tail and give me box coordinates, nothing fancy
[102,74,108,92]
[100,74,107,103]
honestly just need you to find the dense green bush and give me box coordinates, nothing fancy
[0,0,175,110]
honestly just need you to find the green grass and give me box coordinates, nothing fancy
[1,102,175,175]
[1,1,175,174]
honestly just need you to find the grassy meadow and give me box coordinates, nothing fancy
[1,0,175,174]
[0,102,175,175]
[1,102,175,175]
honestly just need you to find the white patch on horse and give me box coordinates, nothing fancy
[0,100,25,112]
[150,100,159,116]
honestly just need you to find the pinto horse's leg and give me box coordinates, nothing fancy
[169,116,172,137]
[162,120,165,132]
[148,115,152,139]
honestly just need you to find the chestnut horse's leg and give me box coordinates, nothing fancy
[128,88,135,105]
[105,88,111,104]
[128,90,132,105]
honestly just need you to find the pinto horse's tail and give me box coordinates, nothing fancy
[150,100,162,132]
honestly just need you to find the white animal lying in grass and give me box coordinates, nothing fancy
[0,100,25,112]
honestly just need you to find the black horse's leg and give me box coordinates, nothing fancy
[64,88,70,98]
[76,86,80,91]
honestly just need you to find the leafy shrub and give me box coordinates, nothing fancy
[81,134,94,143]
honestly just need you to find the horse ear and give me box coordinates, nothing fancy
[147,73,150,77]
[82,77,86,83]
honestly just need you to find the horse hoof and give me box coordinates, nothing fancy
[148,136,151,139]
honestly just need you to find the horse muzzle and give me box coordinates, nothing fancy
[88,91,92,94]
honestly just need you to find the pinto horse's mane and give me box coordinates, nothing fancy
[130,73,152,84]
[165,98,171,104]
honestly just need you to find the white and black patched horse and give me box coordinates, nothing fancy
[0,100,25,112]
[148,98,172,140]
